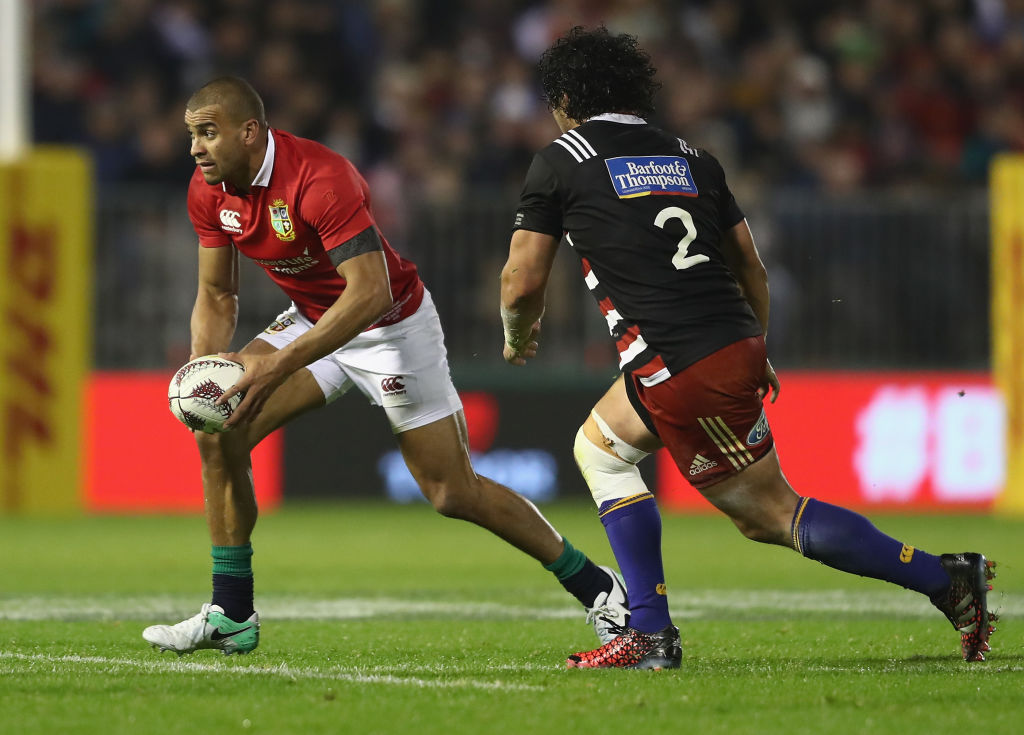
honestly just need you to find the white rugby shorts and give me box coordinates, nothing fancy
[255,289,463,433]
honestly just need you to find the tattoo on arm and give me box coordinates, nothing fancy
[328,226,383,268]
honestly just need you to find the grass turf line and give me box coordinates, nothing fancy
[1,503,1021,735]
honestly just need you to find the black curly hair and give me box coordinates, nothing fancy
[538,26,660,123]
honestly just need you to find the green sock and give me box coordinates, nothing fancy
[211,543,253,577]
[543,537,587,581]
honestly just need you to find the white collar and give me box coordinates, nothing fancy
[220,129,276,193]
[586,113,647,125]
[251,129,276,187]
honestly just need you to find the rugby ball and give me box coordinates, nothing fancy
[168,356,245,433]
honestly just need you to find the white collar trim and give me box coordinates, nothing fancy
[220,129,276,193]
[252,129,276,187]
[587,113,647,125]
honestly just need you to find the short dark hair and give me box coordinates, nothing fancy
[187,76,267,127]
[538,26,660,122]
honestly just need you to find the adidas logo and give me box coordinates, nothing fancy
[689,453,718,475]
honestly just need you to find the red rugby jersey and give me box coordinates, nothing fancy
[187,129,423,327]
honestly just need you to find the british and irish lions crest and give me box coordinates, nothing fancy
[269,198,296,241]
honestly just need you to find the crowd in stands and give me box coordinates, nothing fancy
[33,0,1024,202]
[35,0,1011,371]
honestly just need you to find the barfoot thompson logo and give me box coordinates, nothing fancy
[380,376,406,396]
[605,156,698,199]
[689,453,718,476]
[219,209,242,233]
[269,198,296,241]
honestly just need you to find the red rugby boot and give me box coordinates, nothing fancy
[932,553,997,661]
[566,625,681,670]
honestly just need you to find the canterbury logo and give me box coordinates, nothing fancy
[689,453,718,475]
[698,416,754,471]
[655,583,667,596]
[219,209,242,229]
[900,544,915,563]
[380,376,406,393]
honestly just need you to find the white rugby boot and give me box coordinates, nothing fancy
[143,603,259,656]
[585,566,631,645]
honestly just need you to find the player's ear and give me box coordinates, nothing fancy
[241,119,261,145]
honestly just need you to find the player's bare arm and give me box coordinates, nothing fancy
[500,228,560,365]
[220,238,393,426]
[720,219,769,330]
[720,219,779,402]
[190,243,239,359]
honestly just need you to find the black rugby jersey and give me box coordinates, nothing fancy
[513,114,763,385]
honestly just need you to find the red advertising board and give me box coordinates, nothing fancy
[657,372,1004,511]
[85,373,282,513]
[83,371,1002,513]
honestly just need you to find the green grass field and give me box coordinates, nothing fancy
[2,502,1021,735]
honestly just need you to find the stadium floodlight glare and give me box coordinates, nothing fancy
[0,0,30,162]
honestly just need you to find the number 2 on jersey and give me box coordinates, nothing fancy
[655,206,709,270]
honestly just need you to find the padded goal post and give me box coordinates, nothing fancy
[0,148,93,513]
[991,155,1024,515]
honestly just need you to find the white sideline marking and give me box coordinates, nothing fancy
[0,652,545,691]
[0,589,1017,621]
[808,663,1024,674]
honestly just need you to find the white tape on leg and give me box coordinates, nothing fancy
[589,410,649,464]
[573,426,649,507]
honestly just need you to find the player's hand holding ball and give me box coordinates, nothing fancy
[168,356,246,433]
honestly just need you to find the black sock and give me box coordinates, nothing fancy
[212,573,254,622]
[211,543,254,621]
[560,559,613,607]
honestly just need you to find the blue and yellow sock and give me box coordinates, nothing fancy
[791,497,950,597]
[212,543,254,622]
[599,491,671,633]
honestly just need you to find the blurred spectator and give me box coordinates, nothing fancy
[30,0,1024,192]
[30,0,1016,372]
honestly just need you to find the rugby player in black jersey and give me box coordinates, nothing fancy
[500,26,996,669]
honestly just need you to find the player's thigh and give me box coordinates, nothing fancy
[335,290,463,436]
[233,323,332,448]
[639,336,773,489]
[584,374,662,454]
[696,446,799,535]
[394,411,475,489]
[381,325,470,488]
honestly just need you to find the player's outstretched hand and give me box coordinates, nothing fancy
[502,321,541,366]
[216,351,288,428]
[758,359,781,403]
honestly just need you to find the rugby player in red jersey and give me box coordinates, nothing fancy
[142,76,629,656]
[500,27,996,668]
